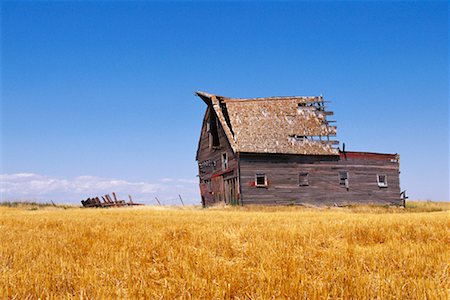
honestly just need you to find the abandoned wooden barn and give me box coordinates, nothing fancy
[195,91,402,206]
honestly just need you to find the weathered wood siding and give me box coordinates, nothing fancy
[239,152,401,206]
[196,107,239,206]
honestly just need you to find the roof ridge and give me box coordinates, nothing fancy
[196,91,326,103]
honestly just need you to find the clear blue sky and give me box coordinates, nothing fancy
[1,1,448,204]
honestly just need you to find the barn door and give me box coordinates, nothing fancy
[224,177,239,205]
[224,179,230,204]
[212,176,224,203]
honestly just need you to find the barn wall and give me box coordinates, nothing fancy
[239,152,401,206]
[196,107,238,206]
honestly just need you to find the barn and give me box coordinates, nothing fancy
[195,91,402,207]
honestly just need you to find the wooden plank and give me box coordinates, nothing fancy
[105,194,114,204]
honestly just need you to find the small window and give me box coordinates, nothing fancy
[255,173,267,187]
[299,173,309,186]
[339,171,348,184]
[377,174,388,187]
[222,153,228,170]
[339,171,349,188]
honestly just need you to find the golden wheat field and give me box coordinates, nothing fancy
[0,202,449,299]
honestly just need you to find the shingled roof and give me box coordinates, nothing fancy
[196,91,339,155]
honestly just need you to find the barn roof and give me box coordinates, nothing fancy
[196,91,339,155]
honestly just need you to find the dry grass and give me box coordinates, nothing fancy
[0,201,448,299]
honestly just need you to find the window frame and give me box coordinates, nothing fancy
[377,174,388,188]
[299,172,310,186]
[255,173,267,187]
[339,171,349,189]
[221,152,228,171]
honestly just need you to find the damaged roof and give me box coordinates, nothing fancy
[196,91,339,155]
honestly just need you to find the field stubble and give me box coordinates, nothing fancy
[0,202,448,299]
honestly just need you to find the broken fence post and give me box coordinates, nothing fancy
[112,192,119,204]
[178,194,185,206]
